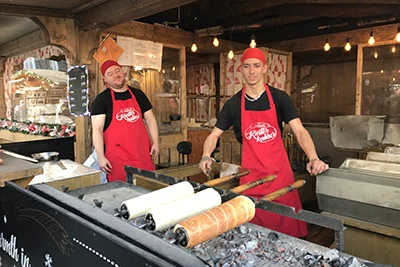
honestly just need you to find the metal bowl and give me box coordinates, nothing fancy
[31,152,59,162]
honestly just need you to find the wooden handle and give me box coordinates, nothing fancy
[261,180,306,202]
[204,169,250,187]
[230,175,276,193]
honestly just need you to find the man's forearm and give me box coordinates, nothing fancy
[147,119,159,145]
[93,131,105,158]
[296,130,319,161]
[202,134,218,157]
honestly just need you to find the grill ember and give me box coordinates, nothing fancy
[189,225,365,267]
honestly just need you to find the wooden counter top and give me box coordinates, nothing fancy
[0,153,43,187]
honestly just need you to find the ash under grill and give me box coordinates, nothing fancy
[66,182,372,267]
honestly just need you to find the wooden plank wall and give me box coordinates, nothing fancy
[294,62,357,123]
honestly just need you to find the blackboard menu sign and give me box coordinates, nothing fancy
[67,65,90,116]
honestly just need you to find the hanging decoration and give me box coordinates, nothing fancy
[0,118,75,137]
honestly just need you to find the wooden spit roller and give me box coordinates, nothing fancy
[118,170,253,221]
[203,169,250,187]
[230,174,276,193]
[145,188,222,231]
[145,174,276,232]
[261,180,306,202]
[119,181,194,220]
[173,180,306,248]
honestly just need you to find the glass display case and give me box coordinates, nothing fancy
[9,57,74,125]
[362,44,400,123]
[129,46,183,135]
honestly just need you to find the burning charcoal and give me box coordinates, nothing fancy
[267,231,279,241]
[239,225,248,234]
[343,257,363,267]
[93,199,103,208]
[244,240,258,251]
[329,259,341,267]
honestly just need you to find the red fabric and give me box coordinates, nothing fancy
[104,88,155,182]
[241,48,266,64]
[240,85,308,238]
[101,60,122,76]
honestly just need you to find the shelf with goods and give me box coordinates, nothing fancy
[186,63,216,126]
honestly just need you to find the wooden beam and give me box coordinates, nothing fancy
[256,16,315,29]
[0,4,70,18]
[0,30,46,57]
[264,4,399,18]
[187,53,220,65]
[77,0,199,31]
[355,44,363,115]
[266,23,399,53]
[104,21,248,53]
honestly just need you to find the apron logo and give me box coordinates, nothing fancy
[116,107,140,123]
[244,122,277,143]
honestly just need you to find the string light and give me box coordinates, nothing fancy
[191,42,197,52]
[344,37,351,51]
[228,49,235,60]
[374,51,378,59]
[392,46,396,53]
[381,70,384,73]
[172,66,176,71]
[324,38,330,51]
[213,37,219,47]
[368,31,375,46]
[396,27,400,42]
[250,34,257,48]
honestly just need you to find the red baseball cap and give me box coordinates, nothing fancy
[101,60,122,76]
[241,48,266,65]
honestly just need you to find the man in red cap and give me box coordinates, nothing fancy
[91,60,159,182]
[199,48,328,237]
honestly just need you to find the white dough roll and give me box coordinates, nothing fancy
[146,188,222,231]
[121,181,194,220]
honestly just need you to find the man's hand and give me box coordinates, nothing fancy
[98,155,112,173]
[199,156,213,176]
[306,159,329,176]
[150,143,160,159]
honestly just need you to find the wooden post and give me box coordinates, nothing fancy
[0,58,6,118]
[74,116,90,163]
[180,46,187,141]
[355,44,364,115]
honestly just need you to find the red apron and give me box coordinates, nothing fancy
[104,88,155,182]
[240,85,308,237]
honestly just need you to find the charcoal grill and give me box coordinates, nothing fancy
[24,166,391,266]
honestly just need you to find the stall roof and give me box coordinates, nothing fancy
[1,0,400,50]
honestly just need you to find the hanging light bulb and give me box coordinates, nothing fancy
[396,26,400,42]
[344,37,351,51]
[228,49,235,60]
[191,42,197,52]
[172,66,176,71]
[213,37,219,47]
[250,34,257,48]
[381,70,384,73]
[374,51,378,59]
[392,46,396,53]
[324,38,330,51]
[368,31,375,46]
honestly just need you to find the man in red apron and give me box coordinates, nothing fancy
[199,48,328,237]
[91,60,159,182]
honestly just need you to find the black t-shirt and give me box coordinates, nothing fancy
[91,86,152,131]
[215,85,299,144]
